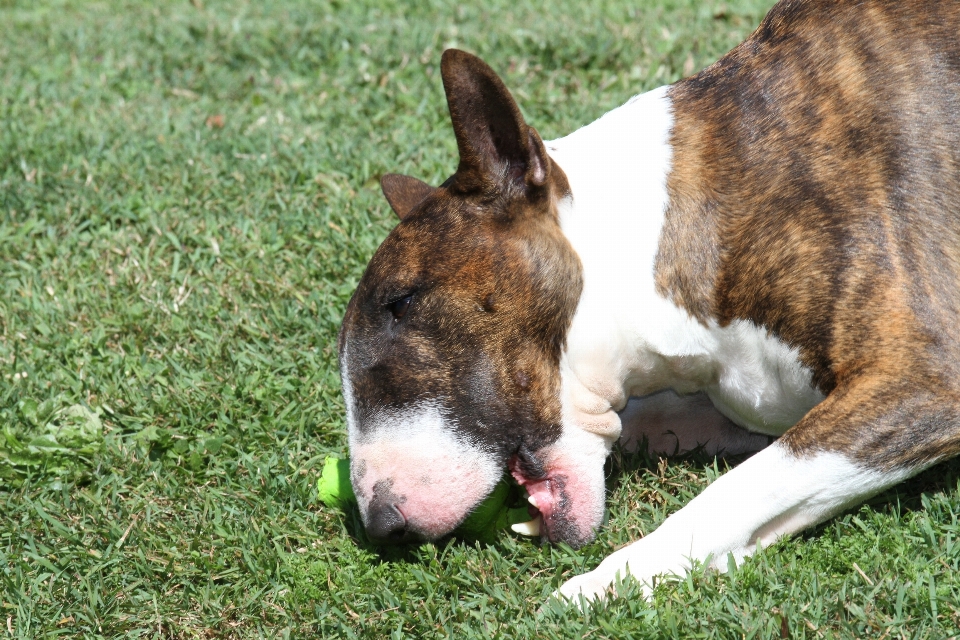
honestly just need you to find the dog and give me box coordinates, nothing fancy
[338,0,960,604]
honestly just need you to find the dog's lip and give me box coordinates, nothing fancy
[508,454,555,538]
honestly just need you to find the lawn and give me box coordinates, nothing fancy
[2,0,960,637]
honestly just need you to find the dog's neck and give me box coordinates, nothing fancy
[548,88,702,390]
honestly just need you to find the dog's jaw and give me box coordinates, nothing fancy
[508,420,611,546]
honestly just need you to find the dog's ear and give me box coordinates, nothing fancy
[440,49,549,192]
[380,173,436,220]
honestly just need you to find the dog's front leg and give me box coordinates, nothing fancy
[555,440,907,604]
[555,386,943,605]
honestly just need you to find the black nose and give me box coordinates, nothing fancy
[366,502,408,542]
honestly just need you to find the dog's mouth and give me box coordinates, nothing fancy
[507,454,544,537]
[504,443,602,548]
[507,449,566,542]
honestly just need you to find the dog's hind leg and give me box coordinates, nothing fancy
[555,379,960,605]
[618,391,773,457]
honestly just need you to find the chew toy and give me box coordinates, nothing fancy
[317,456,355,509]
[318,455,531,542]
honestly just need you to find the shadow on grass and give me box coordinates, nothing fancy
[871,455,960,511]
[603,434,757,488]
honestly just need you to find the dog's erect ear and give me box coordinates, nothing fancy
[380,173,436,220]
[440,49,549,191]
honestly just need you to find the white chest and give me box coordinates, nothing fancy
[698,320,825,435]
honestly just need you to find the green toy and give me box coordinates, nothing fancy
[317,456,355,509]
[318,456,531,542]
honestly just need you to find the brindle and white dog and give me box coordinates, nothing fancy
[338,0,960,604]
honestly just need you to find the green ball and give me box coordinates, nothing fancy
[457,479,511,539]
[457,479,531,542]
[317,456,355,509]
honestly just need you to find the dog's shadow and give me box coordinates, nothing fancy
[811,452,960,537]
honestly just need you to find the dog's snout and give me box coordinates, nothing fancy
[367,502,408,542]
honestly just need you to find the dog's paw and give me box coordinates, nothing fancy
[549,563,654,612]
[551,571,615,610]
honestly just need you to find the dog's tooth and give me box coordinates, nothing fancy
[528,494,540,509]
[511,518,541,537]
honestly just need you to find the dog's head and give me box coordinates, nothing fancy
[339,50,605,546]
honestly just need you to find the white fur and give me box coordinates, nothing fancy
[342,347,502,537]
[555,442,914,603]
[340,345,358,439]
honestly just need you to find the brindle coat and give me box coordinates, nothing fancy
[660,0,960,469]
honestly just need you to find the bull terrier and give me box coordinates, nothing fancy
[338,0,960,604]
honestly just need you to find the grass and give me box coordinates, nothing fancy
[1,0,959,637]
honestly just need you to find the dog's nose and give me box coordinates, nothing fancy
[366,502,408,542]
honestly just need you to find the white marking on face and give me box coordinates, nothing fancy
[340,344,358,440]
[347,398,502,539]
[555,442,916,603]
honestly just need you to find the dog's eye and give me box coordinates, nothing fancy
[388,294,413,321]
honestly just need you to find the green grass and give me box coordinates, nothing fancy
[2,0,959,637]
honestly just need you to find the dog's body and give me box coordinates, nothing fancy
[339,0,960,603]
